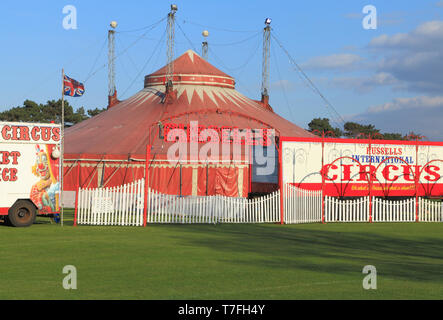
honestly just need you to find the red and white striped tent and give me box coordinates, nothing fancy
[64,50,314,197]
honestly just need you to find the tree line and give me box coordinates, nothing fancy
[0,99,106,125]
[307,118,423,141]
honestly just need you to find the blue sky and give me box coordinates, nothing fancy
[1,0,443,139]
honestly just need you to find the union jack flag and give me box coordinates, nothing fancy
[63,75,85,97]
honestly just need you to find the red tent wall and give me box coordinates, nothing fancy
[64,159,250,198]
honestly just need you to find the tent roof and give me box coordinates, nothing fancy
[65,50,315,160]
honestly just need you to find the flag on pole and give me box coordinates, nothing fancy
[63,75,85,97]
[60,71,84,227]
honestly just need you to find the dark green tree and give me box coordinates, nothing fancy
[343,122,382,139]
[382,132,406,140]
[307,118,417,141]
[87,107,107,117]
[307,118,343,137]
[0,99,104,124]
[404,131,425,141]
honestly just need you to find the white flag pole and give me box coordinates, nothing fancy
[61,68,65,227]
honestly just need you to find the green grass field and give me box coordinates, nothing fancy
[1,210,442,300]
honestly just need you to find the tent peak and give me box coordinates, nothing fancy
[144,49,235,89]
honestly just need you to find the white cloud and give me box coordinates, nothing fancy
[301,53,364,71]
[367,95,443,113]
[369,20,443,50]
[361,20,443,94]
[329,72,398,93]
[303,21,443,94]
[300,19,443,137]
[376,51,443,94]
[350,95,443,140]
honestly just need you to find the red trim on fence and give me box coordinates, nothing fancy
[321,135,325,224]
[415,142,419,222]
[143,145,151,227]
[74,160,80,227]
[279,137,284,224]
[249,145,252,194]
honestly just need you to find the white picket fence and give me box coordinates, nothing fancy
[76,179,443,226]
[283,184,322,224]
[373,197,416,222]
[76,178,280,226]
[146,188,280,224]
[77,179,145,226]
[419,198,443,222]
[325,196,443,223]
[325,196,369,223]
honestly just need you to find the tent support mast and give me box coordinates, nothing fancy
[165,4,178,102]
[261,19,271,105]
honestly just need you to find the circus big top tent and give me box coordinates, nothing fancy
[63,49,315,197]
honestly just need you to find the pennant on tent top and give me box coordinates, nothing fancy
[63,75,85,97]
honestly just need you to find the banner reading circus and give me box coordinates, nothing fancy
[280,137,443,197]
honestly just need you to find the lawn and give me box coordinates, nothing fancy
[0,210,442,299]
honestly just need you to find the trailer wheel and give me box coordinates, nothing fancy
[8,201,36,228]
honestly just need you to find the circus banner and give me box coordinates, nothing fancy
[280,137,443,197]
[0,122,61,214]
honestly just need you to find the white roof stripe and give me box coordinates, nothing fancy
[147,74,234,81]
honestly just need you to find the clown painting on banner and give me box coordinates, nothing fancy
[30,144,60,214]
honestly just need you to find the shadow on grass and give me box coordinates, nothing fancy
[161,223,443,283]
[0,219,54,228]
[0,209,75,228]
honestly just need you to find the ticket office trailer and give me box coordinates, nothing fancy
[0,122,61,227]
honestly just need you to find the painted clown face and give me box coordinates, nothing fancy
[35,145,50,180]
